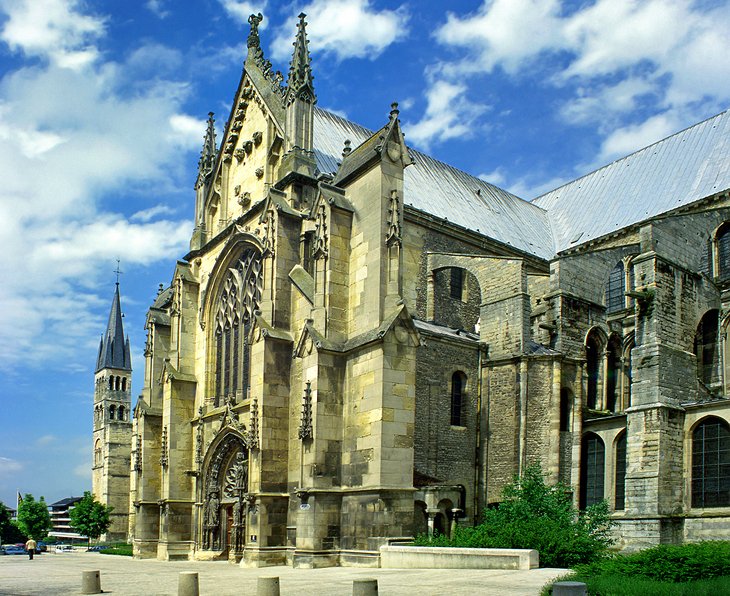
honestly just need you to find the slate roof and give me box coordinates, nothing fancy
[313,107,730,260]
[313,108,555,260]
[96,284,132,373]
[534,109,730,253]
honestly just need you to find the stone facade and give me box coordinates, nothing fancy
[119,12,730,565]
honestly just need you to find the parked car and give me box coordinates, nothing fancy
[87,545,109,551]
[2,545,26,555]
[36,542,47,553]
[54,544,73,553]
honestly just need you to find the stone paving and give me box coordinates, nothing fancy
[0,550,569,595]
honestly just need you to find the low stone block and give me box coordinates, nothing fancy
[379,545,539,570]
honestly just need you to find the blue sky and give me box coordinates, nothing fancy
[1,0,729,509]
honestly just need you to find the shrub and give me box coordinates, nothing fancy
[415,465,615,567]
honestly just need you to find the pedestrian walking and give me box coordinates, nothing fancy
[25,538,36,560]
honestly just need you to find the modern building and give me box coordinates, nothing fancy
[124,12,730,565]
[92,282,133,542]
[48,497,84,541]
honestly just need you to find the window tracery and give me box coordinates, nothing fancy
[212,248,263,405]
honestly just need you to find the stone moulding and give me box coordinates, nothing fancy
[379,545,539,570]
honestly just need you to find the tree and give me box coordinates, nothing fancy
[15,494,52,541]
[69,492,113,542]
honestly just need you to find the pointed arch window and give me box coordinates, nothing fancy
[559,388,572,432]
[692,416,730,508]
[716,224,730,282]
[580,433,605,509]
[694,310,719,391]
[586,331,602,410]
[212,248,262,405]
[450,371,466,426]
[606,335,622,412]
[606,261,625,313]
[615,431,627,510]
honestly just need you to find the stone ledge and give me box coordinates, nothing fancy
[379,545,539,570]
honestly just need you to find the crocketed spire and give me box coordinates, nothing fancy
[197,111,217,180]
[286,13,316,105]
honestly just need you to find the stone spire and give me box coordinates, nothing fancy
[197,112,217,180]
[96,283,132,373]
[285,13,316,106]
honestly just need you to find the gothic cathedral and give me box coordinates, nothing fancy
[112,13,730,565]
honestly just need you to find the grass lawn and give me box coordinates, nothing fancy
[545,572,730,595]
[99,543,133,556]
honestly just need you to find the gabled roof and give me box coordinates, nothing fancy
[313,108,555,260]
[534,109,730,253]
[96,284,132,373]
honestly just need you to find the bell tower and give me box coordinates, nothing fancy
[92,277,133,542]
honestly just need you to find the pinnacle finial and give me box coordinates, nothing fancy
[390,102,399,121]
[286,12,316,105]
[342,139,352,158]
[198,112,217,179]
[247,13,263,48]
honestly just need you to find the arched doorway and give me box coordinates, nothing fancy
[202,433,250,556]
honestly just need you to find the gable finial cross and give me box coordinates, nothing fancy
[114,259,123,285]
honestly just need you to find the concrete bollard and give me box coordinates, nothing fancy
[81,570,102,595]
[552,581,587,596]
[257,576,280,596]
[178,571,200,596]
[353,578,378,596]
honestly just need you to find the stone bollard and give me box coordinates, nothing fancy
[552,581,587,596]
[257,576,280,596]
[81,570,102,595]
[178,571,200,596]
[353,578,378,596]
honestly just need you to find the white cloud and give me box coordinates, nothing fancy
[131,204,177,223]
[35,435,56,447]
[74,460,91,479]
[478,167,508,188]
[0,457,22,475]
[598,111,681,163]
[271,0,409,62]
[169,113,207,147]
[436,0,564,75]
[559,78,656,126]
[219,0,268,24]
[146,0,171,19]
[0,0,105,69]
[431,0,730,156]
[404,80,487,150]
[0,2,199,373]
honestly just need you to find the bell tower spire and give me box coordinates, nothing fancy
[92,276,132,542]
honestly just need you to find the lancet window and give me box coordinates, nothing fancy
[212,248,262,406]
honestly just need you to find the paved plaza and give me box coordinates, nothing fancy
[0,551,568,595]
